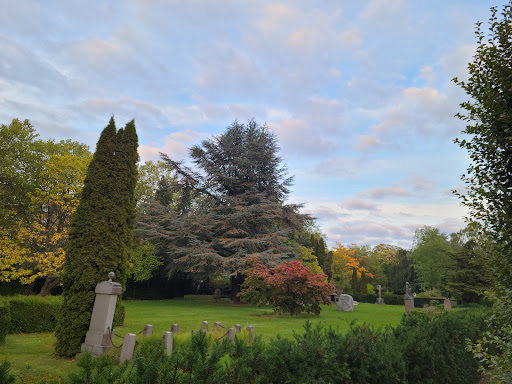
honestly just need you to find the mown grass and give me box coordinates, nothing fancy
[0,295,405,383]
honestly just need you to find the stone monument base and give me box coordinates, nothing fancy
[375,298,385,305]
[404,298,414,313]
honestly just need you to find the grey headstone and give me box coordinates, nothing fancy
[213,288,222,300]
[227,328,235,345]
[81,274,122,355]
[404,298,414,313]
[336,294,355,312]
[246,325,255,342]
[214,322,222,331]
[443,298,452,311]
[201,321,209,332]
[163,331,173,356]
[234,324,241,333]
[120,333,136,363]
[143,324,153,336]
[171,324,179,333]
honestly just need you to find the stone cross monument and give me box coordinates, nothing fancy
[81,272,122,355]
[375,284,384,305]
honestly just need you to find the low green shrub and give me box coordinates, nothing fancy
[0,299,9,344]
[396,308,488,384]
[8,295,62,333]
[0,359,15,384]
[67,308,488,384]
[352,293,377,304]
[382,292,404,305]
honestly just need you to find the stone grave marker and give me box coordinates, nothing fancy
[163,332,173,356]
[120,333,136,363]
[336,294,357,312]
[404,282,414,313]
[375,284,384,305]
[81,272,122,355]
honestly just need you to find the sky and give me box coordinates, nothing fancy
[0,0,496,249]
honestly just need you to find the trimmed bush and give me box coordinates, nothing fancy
[382,292,404,305]
[352,293,377,304]
[8,295,61,333]
[0,298,10,344]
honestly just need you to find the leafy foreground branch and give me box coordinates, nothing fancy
[64,308,487,384]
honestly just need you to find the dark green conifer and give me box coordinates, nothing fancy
[55,117,138,357]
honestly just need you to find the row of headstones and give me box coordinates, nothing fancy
[404,297,453,313]
[118,321,256,363]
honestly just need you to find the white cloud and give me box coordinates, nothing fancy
[354,135,382,151]
[358,187,411,199]
[361,0,406,21]
[419,65,436,86]
[337,28,363,47]
[139,129,206,162]
[340,199,379,211]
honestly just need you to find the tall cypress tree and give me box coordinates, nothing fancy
[55,117,138,357]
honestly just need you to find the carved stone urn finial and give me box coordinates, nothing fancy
[108,272,115,282]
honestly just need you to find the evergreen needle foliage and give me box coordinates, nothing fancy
[139,120,311,300]
[55,117,138,357]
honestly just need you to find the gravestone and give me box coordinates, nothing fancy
[404,281,414,313]
[143,324,153,336]
[201,321,209,332]
[246,325,256,342]
[443,298,452,310]
[234,324,241,333]
[163,332,173,356]
[336,294,356,312]
[171,324,179,333]
[227,328,235,345]
[81,272,122,355]
[375,284,384,305]
[213,288,222,300]
[120,333,136,363]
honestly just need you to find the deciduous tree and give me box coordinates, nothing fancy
[454,6,512,373]
[409,226,452,291]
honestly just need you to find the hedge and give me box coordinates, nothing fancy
[352,292,404,305]
[7,295,62,333]
[0,298,10,344]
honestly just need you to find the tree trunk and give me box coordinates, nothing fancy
[38,275,60,297]
[230,273,244,303]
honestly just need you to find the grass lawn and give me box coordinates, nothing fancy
[0,295,406,383]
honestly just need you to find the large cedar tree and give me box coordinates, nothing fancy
[139,120,311,298]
